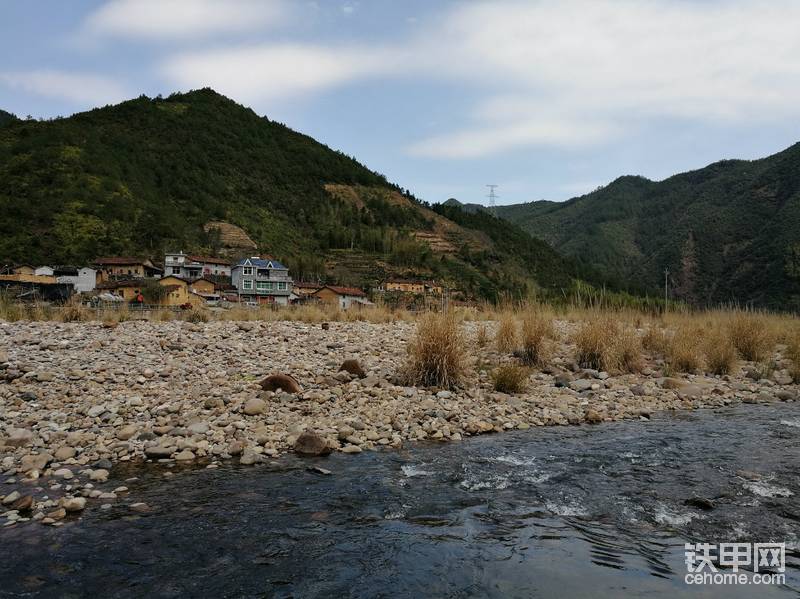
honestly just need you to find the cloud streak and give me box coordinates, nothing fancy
[85,0,288,41]
[0,70,128,106]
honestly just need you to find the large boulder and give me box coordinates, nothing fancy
[259,374,301,394]
[293,432,332,456]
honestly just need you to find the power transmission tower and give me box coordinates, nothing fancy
[486,184,499,216]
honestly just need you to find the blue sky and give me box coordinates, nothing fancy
[2,0,800,206]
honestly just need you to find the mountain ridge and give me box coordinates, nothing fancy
[0,88,584,302]
[495,142,800,309]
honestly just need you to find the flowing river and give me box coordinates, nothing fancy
[1,403,799,598]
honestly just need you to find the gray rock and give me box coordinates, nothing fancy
[144,445,175,459]
[243,398,266,416]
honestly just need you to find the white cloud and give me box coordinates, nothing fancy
[152,0,800,157]
[0,70,128,106]
[406,0,800,157]
[85,0,288,40]
[161,43,399,104]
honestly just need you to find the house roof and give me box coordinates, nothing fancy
[314,285,367,297]
[93,257,149,266]
[189,255,230,266]
[96,279,143,289]
[234,257,287,270]
[386,278,440,286]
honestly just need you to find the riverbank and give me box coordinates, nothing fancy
[1,318,798,526]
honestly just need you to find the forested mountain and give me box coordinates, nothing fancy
[497,145,800,310]
[0,89,584,301]
[0,110,17,127]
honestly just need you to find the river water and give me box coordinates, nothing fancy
[1,403,799,598]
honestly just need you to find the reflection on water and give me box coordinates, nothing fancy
[1,403,799,598]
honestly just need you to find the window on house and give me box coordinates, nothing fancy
[257,281,272,292]
[242,280,253,290]
[242,267,253,276]
[277,282,287,290]
[171,267,180,274]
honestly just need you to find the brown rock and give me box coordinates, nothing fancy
[46,507,67,521]
[259,373,301,394]
[584,409,603,424]
[11,495,34,511]
[293,431,332,456]
[339,359,366,379]
[20,452,52,473]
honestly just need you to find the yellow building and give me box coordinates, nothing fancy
[93,257,162,282]
[96,276,200,307]
[384,279,443,295]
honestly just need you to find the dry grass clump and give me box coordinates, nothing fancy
[492,364,530,394]
[475,324,490,348]
[495,313,518,352]
[404,312,467,389]
[728,312,775,362]
[613,326,645,373]
[573,315,644,373]
[519,310,555,367]
[642,324,670,355]
[182,307,210,323]
[787,331,800,383]
[573,316,616,371]
[665,326,704,373]
[59,301,91,322]
[702,326,738,375]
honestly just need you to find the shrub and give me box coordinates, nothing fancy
[574,316,616,370]
[665,326,703,373]
[59,301,91,322]
[519,310,554,367]
[642,325,670,355]
[612,326,644,373]
[492,364,530,394]
[476,323,489,348]
[786,332,800,383]
[703,326,737,375]
[729,312,774,362]
[495,314,517,352]
[183,307,209,323]
[404,312,467,389]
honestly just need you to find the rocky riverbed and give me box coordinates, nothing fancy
[1,319,797,527]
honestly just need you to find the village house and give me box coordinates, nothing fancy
[312,286,373,310]
[164,252,232,278]
[11,265,36,276]
[53,267,97,294]
[187,277,223,304]
[382,279,443,295]
[95,276,199,307]
[93,257,162,282]
[34,266,54,277]
[231,257,293,306]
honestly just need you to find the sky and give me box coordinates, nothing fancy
[2,0,800,206]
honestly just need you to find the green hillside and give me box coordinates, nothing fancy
[0,89,580,302]
[497,146,800,310]
[0,110,17,127]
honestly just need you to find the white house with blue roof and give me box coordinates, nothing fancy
[231,256,293,305]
